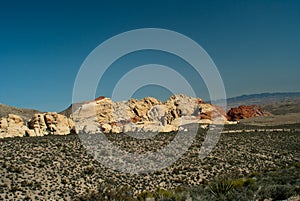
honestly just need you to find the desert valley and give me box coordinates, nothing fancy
[0,93,299,200]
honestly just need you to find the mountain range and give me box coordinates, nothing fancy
[225,92,300,108]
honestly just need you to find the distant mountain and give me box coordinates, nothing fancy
[224,92,300,108]
[0,103,41,121]
[62,92,300,115]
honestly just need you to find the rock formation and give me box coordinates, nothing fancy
[28,112,75,136]
[227,105,272,121]
[0,114,32,138]
[1,94,241,138]
[73,94,233,134]
[0,113,75,138]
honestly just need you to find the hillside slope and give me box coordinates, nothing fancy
[0,103,41,121]
[225,92,300,108]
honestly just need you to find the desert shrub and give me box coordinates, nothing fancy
[209,178,233,199]
[223,188,256,201]
[294,162,300,168]
[189,186,211,201]
[136,188,189,201]
[259,167,300,186]
[136,191,153,200]
[248,172,260,178]
[77,183,133,201]
[82,166,94,175]
[153,188,174,200]
[232,177,255,188]
[257,184,295,200]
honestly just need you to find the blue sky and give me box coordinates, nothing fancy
[0,0,299,111]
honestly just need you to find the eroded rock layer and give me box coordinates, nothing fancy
[72,94,233,134]
[1,94,248,138]
[0,113,75,138]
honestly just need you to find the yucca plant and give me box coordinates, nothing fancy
[209,178,233,198]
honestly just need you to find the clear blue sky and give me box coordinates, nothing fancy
[0,0,299,112]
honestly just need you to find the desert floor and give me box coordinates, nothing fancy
[0,124,299,200]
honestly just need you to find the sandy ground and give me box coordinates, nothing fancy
[240,113,300,126]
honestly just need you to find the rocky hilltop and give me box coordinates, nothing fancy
[1,94,277,138]
[72,94,233,134]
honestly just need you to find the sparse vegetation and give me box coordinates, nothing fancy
[208,178,233,199]
[77,165,300,200]
[0,126,299,200]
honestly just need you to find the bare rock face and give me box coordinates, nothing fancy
[95,98,114,124]
[101,123,112,134]
[164,94,201,124]
[28,112,75,136]
[129,97,162,122]
[0,94,238,138]
[45,112,74,135]
[0,118,8,129]
[82,122,101,134]
[147,105,168,125]
[72,94,233,134]
[200,103,228,124]
[72,101,99,133]
[166,94,202,115]
[28,114,48,136]
[73,98,135,134]
[227,105,272,121]
[0,114,31,138]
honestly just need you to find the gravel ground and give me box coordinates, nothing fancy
[0,126,299,200]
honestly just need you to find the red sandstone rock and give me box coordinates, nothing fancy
[94,96,106,101]
[227,105,271,121]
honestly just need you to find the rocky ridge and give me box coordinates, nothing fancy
[1,94,275,138]
[73,94,233,134]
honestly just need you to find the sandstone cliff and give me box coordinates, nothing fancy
[0,113,75,138]
[0,114,31,138]
[72,94,232,134]
[1,94,244,138]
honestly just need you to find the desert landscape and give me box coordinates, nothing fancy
[0,93,300,200]
[1,1,299,200]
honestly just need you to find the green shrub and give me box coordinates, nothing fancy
[154,188,174,200]
[136,191,154,201]
[258,184,295,200]
[232,177,255,188]
[294,162,300,168]
[78,183,133,201]
[136,188,188,201]
[209,178,233,198]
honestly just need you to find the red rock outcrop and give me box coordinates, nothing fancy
[227,105,271,121]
